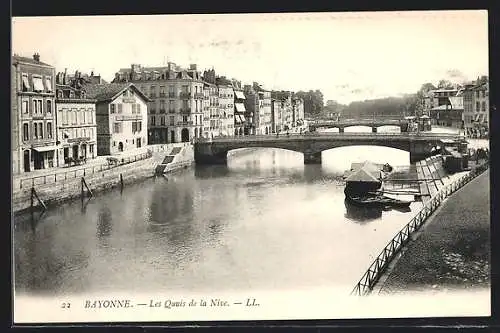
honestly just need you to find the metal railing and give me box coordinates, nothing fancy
[17,150,153,190]
[194,132,463,143]
[351,160,490,296]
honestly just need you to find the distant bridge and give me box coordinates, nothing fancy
[194,132,466,165]
[308,119,409,132]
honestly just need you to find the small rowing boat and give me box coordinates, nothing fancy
[346,193,412,208]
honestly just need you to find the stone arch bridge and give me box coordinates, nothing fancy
[194,133,466,165]
[308,119,409,133]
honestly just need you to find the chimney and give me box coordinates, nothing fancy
[33,53,40,62]
[63,68,68,85]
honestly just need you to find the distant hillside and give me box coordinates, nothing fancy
[340,96,415,119]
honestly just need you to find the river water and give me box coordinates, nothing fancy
[14,125,434,297]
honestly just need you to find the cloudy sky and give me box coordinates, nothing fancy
[12,10,488,104]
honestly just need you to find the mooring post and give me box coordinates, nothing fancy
[30,187,34,211]
[120,173,124,189]
[81,177,84,199]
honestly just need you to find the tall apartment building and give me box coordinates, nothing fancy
[202,69,220,138]
[271,91,293,131]
[113,62,204,143]
[12,53,57,174]
[85,83,149,155]
[271,99,282,134]
[463,76,489,137]
[292,97,305,127]
[55,70,98,164]
[216,76,235,137]
[232,79,247,136]
[244,82,272,135]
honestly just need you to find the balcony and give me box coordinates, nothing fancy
[115,114,143,121]
[168,109,176,114]
[179,92,191,99]
[169,92,176,98]
[150,109,156,114]
[194,93,204,99]
[159,92,166,97]
[177,121,194,126]
[180,108,192,114]
[159,109,166,114]
[67,136,91,143]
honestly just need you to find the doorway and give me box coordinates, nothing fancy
[23,150,30,172]
[181,128,190,142]
[81,144,87,158]
[136,137,142,148]
[72,145,79,158]
[170,130,175,143]
[33,151,43,170]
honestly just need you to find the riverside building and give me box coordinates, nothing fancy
[55,69,98,164]
[12,53,57,174]
[113,62,204,143]
[85,83,149,155]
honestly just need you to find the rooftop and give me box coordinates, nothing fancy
[85,83,149,102]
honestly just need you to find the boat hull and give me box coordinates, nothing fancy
[346,194,412,208]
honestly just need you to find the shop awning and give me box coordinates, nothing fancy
[33,77,45,92]
[32,145,57,152]
[235,91,246,100]
[45,77,53,92]
[475,114,480,122]
[240,114,246,122]
[22,76,30,90]
[235,103,246,112]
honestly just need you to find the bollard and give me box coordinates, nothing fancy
[120,173,124,189]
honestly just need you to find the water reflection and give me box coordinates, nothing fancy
[344,199,383,223]
[14,145,419,296]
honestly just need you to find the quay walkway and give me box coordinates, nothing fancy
[377,168,490,294]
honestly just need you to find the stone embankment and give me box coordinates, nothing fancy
[13,144,194,214]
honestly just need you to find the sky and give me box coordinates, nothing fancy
[12,10,488,104]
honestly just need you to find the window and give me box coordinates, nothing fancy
[33,100,38,114]
[160,100,165,112]
[160,86,165,96]
[22,101,28,114]
[123,90,128,97]
[82,110,86,123]
[47,122,52,138]
[32,77,44,92]
[113,122,122,133]
[169,116,174,126]
[23,123,29,141]
[73,110,78,124]
[482,101,486,112]
[89,144,94,154]
[82,128,86,138]
[62,109,68,125]
[137,104,141,114]
[110,104,116,113]
[38,123,43,139]
[117,104,123,113]
[476,101,480,112]
[169,100,175,112]
[132,104,136,114]
[45,77,52,92]
[46,100,52,114]
[132,122,137,133]
[182,85,188,93]
[150,86,156,97]
[182,116,188,122]
[137,122,142,132]
[151,116,156,126]
[160,116,165,126]
[34,122,38,138]
[21,74,30,91]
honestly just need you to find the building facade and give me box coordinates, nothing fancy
[216,76,235,137]
[113,62,204,143]
[423,88,461,116]
[12,53,57,174]
[55,72,98,165]
[85,83,149,155]
[243,82,272,135]
[463,77,489,137]
[429,95,464,128]
[232,80,247,136]
[270,99,283,134]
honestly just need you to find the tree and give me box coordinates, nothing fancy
[437,79,454,89]
[294,90,324,116]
